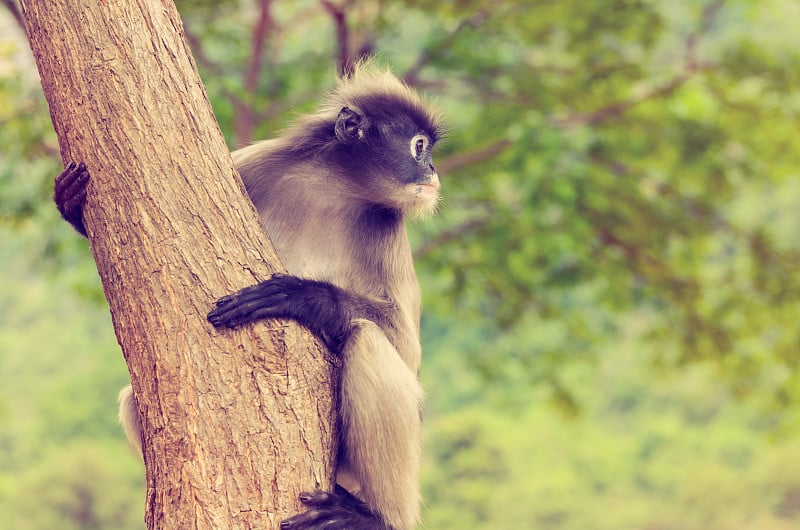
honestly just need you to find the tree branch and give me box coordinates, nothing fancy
[414,216,490,260]
[20,1,335,527]
[553,70,696,128]
[686,0,725,68]
[234,0,275,144]
[183,24,222,76]
[554,0,724,129]
[402,10,488,86]
[183,26,255,135]
[437,138,512,174]
[320,0,351,76]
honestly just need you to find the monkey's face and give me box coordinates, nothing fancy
[362,120,441,219]
[387,131,440,219]
[332,103,441,219]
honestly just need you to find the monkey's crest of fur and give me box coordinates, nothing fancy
[307,61,445,142]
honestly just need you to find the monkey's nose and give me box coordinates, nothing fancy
[422,172,440,190]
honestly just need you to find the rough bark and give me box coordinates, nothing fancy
[20,1,336,529]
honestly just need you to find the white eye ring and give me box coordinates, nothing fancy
[410,134,429,159]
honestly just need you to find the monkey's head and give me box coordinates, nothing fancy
[317,63,445,219]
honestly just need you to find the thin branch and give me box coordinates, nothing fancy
[585,152,798,305]
[184,22,258,140]
[553,70,696,128]
[244,0,274,94]
[183,24,223,76]
[402,10,488,86]
[588,152,733,234]
[234,0,274,144]
[414,216,490,260]
[554,0,724,129]
[686,0,725,68]
[437,139,512,175]
[320,0,352,76]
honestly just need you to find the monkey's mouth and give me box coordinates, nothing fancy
[403,175,440,218]
[407,183,439,204]
[409,173,440,195]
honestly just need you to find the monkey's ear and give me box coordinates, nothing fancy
[335,106,364,143]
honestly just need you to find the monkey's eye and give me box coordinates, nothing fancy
[410,135,429,159]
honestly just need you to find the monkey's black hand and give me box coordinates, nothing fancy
[207,273,351,354]
[54,161,90,237]
[281,486,392,530]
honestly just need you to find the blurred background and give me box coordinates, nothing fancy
[2,1,800,529]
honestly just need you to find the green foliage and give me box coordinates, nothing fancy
[2,0,800,528]
[408,0,800,419]
[0,228,142,529]
[422,319,800,529]
[1,440,144,530]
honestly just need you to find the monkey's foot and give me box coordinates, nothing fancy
[54,161,89,236]
[280,486,391,530]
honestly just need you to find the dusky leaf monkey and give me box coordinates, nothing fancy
[55,62,443,530]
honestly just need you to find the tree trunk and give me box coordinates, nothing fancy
[20,1,336,529]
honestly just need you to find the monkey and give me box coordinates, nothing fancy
[54,63,443,530]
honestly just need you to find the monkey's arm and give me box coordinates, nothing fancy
[207,274,390,356]
[54,161,90,237]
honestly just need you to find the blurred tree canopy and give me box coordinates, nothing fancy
[2,0,800,529]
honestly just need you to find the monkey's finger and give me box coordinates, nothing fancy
[207,299,290,328]
[298,491,337,508]
[212,280,292,307]
[54,161,87,188]
[210,290,289,316]
[57,161,78,178]
[59,195,83,216]
[281,490,389,530]
[53,162,90,236]
[279,509,327,530]
[210,288,291,322]
[280,509,345,530]
[55,177,89,220]
[207,305,252,328]
[59,160,78,176]
[55,162,89,203]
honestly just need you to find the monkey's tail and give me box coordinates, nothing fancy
[118,384,143,459]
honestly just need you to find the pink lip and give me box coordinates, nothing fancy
[415,173,440,192]
[410,183,439,197]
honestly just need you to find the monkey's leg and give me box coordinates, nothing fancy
[288,318,422,530]
[336,319,423,530]
[282,319,422,530]
[54,161,90,236]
